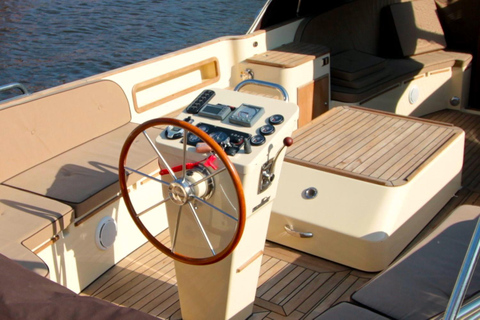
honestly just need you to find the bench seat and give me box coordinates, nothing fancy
[268,106,464,271]
[3,123,161,220]
[295,0,473,108]
[331,50,472,103]
[0,80,164,276]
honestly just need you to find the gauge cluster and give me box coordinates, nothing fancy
[186,123,248,146]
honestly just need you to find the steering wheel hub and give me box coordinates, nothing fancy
[168,181,191,205]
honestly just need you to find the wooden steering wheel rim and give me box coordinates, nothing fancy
[118,117,246,265]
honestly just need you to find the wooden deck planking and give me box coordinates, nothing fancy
[385,129,452,181]
[319,116,394,167]
[245,42,329,68]
[83,233,374,320]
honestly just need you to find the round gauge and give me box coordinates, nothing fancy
[269,114,284,125]
[250,134,266,146]
[259,124,275,136]
[197,124,210,133]
[209,131,229,144]
[187,133,202,145]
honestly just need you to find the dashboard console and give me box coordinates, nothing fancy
[155,88,299,320]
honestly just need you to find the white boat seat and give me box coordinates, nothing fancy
[3,123,161,220]
[0,79,162,220]
[0,253,157,319]
[317,205,480,319]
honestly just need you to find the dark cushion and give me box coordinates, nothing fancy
[331,50,387,81]
[387,0,447,57]
[317,302,391,320]
[331,49,472,103]
[352,205,480,320]
[0,253,156,320]
[331,67,391,89]
[331,58,423,103]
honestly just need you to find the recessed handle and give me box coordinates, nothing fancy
[284,225,313,238]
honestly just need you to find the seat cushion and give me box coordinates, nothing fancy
[316,302,390,320]
[0,253,157,320]
[332,67,391,89]
[352,205,480,320]
[0,80,131,182]
[4,123,161,219]
[331,49,472,103]
[388,0,447,57]
[331,50,388,81]
[331,58,422,103]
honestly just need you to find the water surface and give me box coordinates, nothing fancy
[0,0,265,96]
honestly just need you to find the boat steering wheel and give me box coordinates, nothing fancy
[118,118,246,265]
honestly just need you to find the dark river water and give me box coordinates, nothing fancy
[0,0,265,98]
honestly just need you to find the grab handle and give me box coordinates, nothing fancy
[234,79,289,101]
[0,82,30,103]
[0,82,29,95]
[284,225,313,238]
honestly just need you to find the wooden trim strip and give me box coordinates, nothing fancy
[33,234,60,255]
[429,68,451,76]
[237,250,264,273]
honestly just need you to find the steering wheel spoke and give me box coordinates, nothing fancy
[119,118,246,265]
[142,130,178,180]
[124,166,170,187]
[191,195,239,222]
[187,201,216,256]
[171,205,184,254]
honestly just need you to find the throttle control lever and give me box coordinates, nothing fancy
[259,137,293,193]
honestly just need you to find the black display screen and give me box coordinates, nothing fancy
[202,105,222,115]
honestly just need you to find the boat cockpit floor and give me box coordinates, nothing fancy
[81,229,376,320]
[81,109,480,319]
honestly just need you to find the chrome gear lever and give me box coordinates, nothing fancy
[259,137,293,193]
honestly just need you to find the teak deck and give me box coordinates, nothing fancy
[245,42,329,68]
[82,109,480,319]
[286,106,463,186]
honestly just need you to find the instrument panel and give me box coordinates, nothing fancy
[165,89,290,157]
